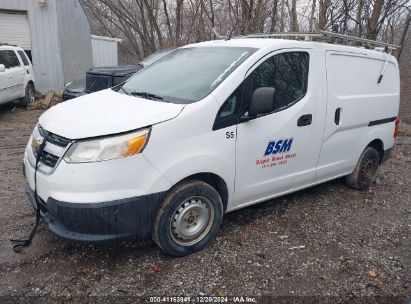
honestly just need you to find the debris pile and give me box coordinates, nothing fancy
[27,90,63,110]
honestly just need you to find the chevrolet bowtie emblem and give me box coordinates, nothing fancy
[31,136,44,154]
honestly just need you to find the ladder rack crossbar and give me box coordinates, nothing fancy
[238,32,323,38]
[213,18,400,50]
[312,18,399,49]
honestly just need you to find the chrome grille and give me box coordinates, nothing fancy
[40,150,59,167]
[32,125,72,171]
[38,125,70,148]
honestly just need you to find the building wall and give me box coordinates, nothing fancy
[26,0,63,93]
[0,0,92,93]
[91,35,121,67]
[56,0,93,88]
[0,0,27,10]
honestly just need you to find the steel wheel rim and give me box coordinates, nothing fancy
[170,196,215,246]
[364,158,378,180]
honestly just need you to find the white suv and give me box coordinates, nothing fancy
[23,38,400,256]
[0,45,35,106]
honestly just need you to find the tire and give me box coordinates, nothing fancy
[346,146,380,190]
[152,180,223,256]
[21,82,35,107]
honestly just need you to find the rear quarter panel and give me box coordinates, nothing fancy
[317,50,399,179]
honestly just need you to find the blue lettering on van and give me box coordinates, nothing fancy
[264,138,293,156]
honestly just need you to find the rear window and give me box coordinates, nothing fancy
[1,50,20,68]
[18,50,30,66]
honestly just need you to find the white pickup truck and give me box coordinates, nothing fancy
[22,36,400,256]
[0,45,35,106]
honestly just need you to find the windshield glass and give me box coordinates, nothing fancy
[122,47,256,104]
[140,49,174,67]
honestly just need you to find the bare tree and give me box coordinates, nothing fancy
[367,0,384,40]
[80,0,411,64]
[397,7,411,59]
[318,0,331,29]
[309,0,317,31]
[290,0,299,31]
[175,0,184,46]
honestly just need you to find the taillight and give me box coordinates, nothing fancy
[394,118,400,138]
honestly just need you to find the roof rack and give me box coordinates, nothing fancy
[213,18,400,51]
[312,18,400,50]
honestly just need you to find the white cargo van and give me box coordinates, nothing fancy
[22,35,400,256]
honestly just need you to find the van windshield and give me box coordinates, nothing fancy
[121,47,256,104]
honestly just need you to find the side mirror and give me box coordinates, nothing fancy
[0,64,5,72]
[248,87,276,117]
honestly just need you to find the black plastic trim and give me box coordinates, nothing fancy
[381,148,393,164]
[25,184,166,243]
[368,117,396,127]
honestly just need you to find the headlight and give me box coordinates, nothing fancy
[64,129,150,163]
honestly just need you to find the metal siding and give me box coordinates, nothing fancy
[57,0,92,89]
[0,0,93,93]
[91,37,119,67]
[26,0,63,93]
[0,12,31,49]
[0,0,27,10]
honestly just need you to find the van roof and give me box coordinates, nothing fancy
[186,38,397,61]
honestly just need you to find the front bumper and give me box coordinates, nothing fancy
[26,184,165,243]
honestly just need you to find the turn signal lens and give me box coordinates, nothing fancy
[122,134,148,156]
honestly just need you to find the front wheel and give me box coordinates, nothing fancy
[346,146,380,190]
[152,180,223,256]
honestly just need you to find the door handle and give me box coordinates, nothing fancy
[297,114,312,127]
[334,108,342,125]
[7,75,12,78]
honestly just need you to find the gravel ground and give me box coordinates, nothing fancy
[0,105,410,303]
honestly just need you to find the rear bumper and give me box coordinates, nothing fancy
[25,184,165,243]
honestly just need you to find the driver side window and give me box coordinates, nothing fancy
[243,52,309,114]
[213,84,243,131]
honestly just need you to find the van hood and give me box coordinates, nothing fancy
[39,89,185,139]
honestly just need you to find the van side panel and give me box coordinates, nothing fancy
[142,95,237,208]
[316,51,399,181]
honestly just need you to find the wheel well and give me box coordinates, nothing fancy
[367,139,384,163]
[179,173,229,213]
[26,81,35,91]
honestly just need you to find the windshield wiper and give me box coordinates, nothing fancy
[119,86,131,95]
[130,91,164,101]
[112,85,130,95]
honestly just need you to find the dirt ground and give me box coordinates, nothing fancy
[0,104,410,303]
